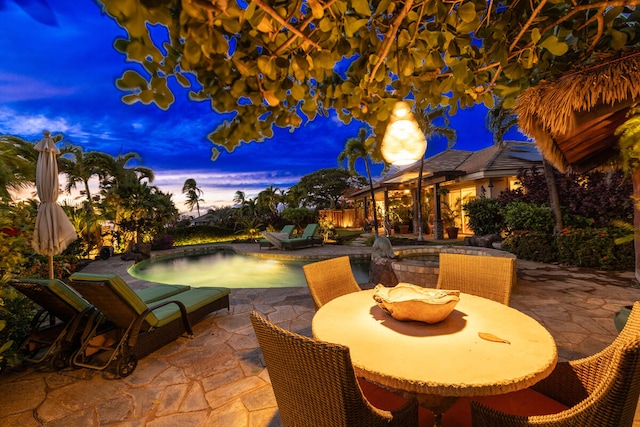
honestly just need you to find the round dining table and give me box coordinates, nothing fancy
[312,289,558,425]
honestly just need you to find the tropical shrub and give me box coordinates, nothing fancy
[557,227,634,270]
[235,217,262,240]
[0,320,13,372]
[499,167,633,227]
[168,224,234,246]
[281,207,316,230]
[503,201,554,233]
[0,288,36,369]
[502,230,558,263]
[318,212,337,241]
[22,255,80,279]
[463,197,504,235]
[0,201,38,368]
[150,234,175,250]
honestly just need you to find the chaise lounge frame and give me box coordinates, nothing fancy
[67,273,230,377]
[10,278,97,369]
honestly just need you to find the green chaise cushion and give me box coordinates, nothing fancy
[70,273,229,327]
[23,278,91,313]
[149,287,231,327]
[279,223,319,244]
[70,273,151,318]
[136,284,191,303]
[69,273,191,304]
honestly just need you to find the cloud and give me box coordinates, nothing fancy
[0,73,78,103]
[0,106,87,139]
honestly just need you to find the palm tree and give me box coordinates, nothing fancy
[0,135,38,200]
[338,128,386,238]
[59,144,112,254]
[182,178,204,216]
[257,184,281,218]
[116,180,178,246]
[97,152,155,190]
[233,190,246,207]
[415,107,457,240]
[95,151,155,249]
[285,185,306,209]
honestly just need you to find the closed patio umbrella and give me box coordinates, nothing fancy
[32,131,77,279]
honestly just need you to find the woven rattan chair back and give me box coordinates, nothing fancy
[471,301,640,427]
[302,256,361,311]
[249,311,418,427]
[436,253,516,305]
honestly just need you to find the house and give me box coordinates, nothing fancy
[346,141,543,238]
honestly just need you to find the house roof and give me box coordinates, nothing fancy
[515,49,640,172]
[348,142,542,197]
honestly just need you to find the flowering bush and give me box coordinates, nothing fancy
[22,255,80,280]
[557,227,634,270]
[502,231,558,263]
[150,234,175,250]
[502,227,634,270]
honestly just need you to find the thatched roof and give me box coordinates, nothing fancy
[515,49,640,172]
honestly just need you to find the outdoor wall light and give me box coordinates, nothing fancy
[381,101,427,165]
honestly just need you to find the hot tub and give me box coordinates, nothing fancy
[390,246,517,288]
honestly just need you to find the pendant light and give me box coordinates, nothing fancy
[380,101,427,165]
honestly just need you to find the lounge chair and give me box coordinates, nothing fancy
[259,224,295,249]
[436,253,516,305]
[10,278,96,369]
[67,272,230,377]
[11,278,193,369]
[249,311,420,426]
[302,256,361,310]
[280,223,323,250]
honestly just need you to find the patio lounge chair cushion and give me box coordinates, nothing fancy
[17,278,91,316]
[69,273,230,328]
[146,288,230,327]
[66,273,191,305]
[280,223,323,249]
[136,284,191,303]
[436,253,516,305]
[259,224,295,248]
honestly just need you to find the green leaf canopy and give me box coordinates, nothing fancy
[99,0,640,159]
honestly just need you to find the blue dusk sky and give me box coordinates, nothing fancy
[0,0,527,213]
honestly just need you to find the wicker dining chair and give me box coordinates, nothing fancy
[452,301,640,427]
[249,311,419,427]
[302,256,362,310]
[436,253,516,305]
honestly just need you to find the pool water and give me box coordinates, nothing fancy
[129,249,371,289]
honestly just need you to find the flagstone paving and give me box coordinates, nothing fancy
[1,241,640,426]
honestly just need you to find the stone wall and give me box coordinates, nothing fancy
[389,246,516,288]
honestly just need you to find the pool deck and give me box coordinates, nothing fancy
[2,241,640,426]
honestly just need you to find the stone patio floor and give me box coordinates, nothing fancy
[1,242,640,426]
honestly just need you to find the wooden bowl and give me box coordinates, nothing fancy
[373,283,460,324]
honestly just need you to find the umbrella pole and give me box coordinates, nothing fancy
[48,255,54,280]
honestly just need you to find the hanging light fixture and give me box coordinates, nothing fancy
[380,101,427,165]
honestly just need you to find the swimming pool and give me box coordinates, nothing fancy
[129,248,371,289]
